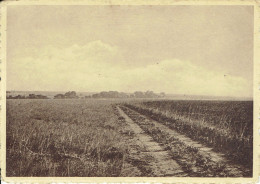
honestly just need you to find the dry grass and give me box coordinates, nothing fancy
[6,99,128,176]
[6,98,253,177]
[124,100,253,175]
[120,106,233,177]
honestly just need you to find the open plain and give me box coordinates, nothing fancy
[6,99,253,177]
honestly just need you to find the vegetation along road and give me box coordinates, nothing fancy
[6,99,253,177]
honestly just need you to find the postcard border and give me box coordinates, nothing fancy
[0,0,259,183]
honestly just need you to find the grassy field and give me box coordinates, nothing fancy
[6,99,253,177]
[6,99,131,176]
[124,100,253,173]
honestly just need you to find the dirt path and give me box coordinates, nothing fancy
[119,105,246,177]
[117,106,185,177]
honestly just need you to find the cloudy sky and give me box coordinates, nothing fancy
[7,5,253,97]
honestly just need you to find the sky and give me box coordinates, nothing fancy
[7,5,253,97]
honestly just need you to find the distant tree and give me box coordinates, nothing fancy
[90,91,129,98]
[28,94,36,99]
[92,93,100,98]
[14,95,26,99]
[36,95,48,99]
[100,91,108,98]
[54,94,65,99]
[134,91,144,98]
[64,91,78,98]
[108,91,119,98]
[145,90,157,98]
[7,95,13,99]
[8,93,47,99]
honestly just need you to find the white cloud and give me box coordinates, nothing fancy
[120,59,250,97]
[7,41,251,97]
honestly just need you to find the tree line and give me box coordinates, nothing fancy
[7,91,166,99]
[54,91,165,99]
[7,94,48,99]
[86,91,165,99]
[54,91,78,99]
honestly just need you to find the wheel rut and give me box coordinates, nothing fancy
[117,106,185,177]
[119,105,247,177]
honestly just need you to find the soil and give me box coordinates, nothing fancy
[117,105,246,177]
[117,106,185,177]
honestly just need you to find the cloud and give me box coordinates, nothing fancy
[120,59,251,97]
[7,41,251,97]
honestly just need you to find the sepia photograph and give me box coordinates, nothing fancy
[1,1,259,183]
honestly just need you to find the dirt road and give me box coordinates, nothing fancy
[117,106,185,177]
[117,105,246,177]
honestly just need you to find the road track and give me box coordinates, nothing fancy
[117,106,185,176]
[117,105,246,177]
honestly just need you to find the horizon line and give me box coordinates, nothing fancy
[6,90,253,99]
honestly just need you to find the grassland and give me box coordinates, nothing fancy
[123,100,253,175]
[6,99,131,176]
[6,98,253,177]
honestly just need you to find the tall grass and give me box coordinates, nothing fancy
[140,100,253,138]
[120,106,232,177]
[124,100,253,174]
[7,99,128,176]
